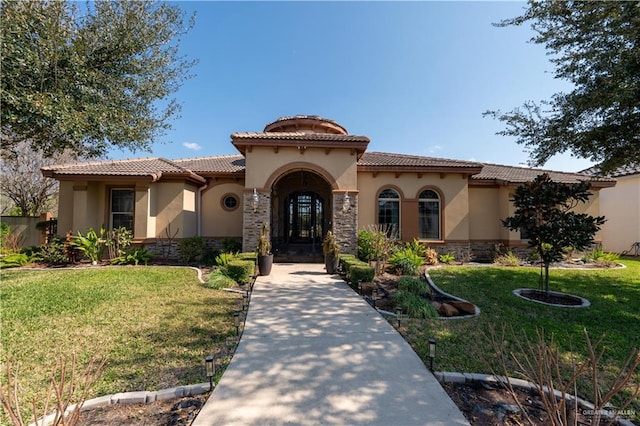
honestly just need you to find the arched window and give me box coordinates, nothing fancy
[418,189,440,240]
[378,188,400,238]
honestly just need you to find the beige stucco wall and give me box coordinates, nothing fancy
[153,181,197,238]
[201,181,245,237]
[468,186,502,240]
[55,179,198,239]
[244,146,357,190]
[599,174,640,253]
[356,171,470,241]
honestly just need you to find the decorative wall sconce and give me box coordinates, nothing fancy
[342,192,351,213]
[251,188,259,213]
[205,355,215,390]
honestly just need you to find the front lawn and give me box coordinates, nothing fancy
[1,266,239,420]
[405,257,640,419]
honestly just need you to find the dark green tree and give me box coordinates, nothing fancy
[1,0,196,159]
[485,1,640,173]
[502,174,605,292]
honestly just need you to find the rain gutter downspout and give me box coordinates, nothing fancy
[197,180,209,236]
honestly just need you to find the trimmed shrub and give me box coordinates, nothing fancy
[338,254,358,275]
[397,276,428,295]
[178,236,206,264]
[350,265,375,284]
[222,259,254,284]
[37,236,70,265]
[207,269,237,289]
[236,252,258,262]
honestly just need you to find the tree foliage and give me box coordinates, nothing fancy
[502,174,605,292]
[0,0,196,159]
[485,1,640,173]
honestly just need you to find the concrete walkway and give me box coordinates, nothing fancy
[193,263,469,426]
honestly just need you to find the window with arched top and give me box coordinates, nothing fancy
[418,189,440,240]
[378,188,400,238]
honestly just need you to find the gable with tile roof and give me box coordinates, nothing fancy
[42,116,615,261]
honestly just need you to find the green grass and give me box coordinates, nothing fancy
[405,257,640,419]
[1,266,240,419]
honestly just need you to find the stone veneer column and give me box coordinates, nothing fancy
[242,190,271,252]
[332,191,358,255]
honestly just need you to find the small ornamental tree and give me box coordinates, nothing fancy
[502,174,605,292]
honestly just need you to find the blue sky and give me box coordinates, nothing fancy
[109,1,592,173]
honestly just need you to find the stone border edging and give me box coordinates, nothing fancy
[28,383,212,426]
[424,271,481,320]
[434,371,635,426]
[513,288,591,308]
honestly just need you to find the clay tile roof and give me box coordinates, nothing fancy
[580,163,640,178]
[231,132,370,142]
[173,155,245,174]
[358,151,483,169]
[472,163,616,186]
[41,157,206,183]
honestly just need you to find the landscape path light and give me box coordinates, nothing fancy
[233,311,240,336]
[428,337,437,371]
[205,355,215,391]
[371,288,379,308]
[357,280,362,296]
[395,306,403,328]
[242,292,249,311]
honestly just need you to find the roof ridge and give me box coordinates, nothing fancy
[363,151,483,166]
[41,156,161,170]
[479,162,592,177]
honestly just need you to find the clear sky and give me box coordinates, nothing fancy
[109,1,593,173]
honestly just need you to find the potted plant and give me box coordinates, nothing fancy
[322,231,340,274]
[257,222,273,276]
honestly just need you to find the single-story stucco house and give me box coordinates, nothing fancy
[41,115,616,261]
[582,164,640,255]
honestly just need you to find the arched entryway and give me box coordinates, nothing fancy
[271,170,332,261]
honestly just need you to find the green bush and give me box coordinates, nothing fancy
[222,259,254,284]
[215,252,235,266]
[350,265,375,284]
[494,251,521,267]
[357,229,376,262]
[389,248,423,275]
[37,236,69,265]
[397,276,428,295]
[581,247,620,263]
[207,269,237,289]
[236,252,258,262]
[338,254,357,274]
[221,237,242,253]
[178,236,206,264]
[110,247,154,265]
[392,290,438,319]
[0,252,30,269]
[73,227,106,263]
[438,252,456,264]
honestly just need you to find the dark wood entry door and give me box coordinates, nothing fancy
[286,191,323,243]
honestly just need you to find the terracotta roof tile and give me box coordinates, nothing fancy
[580,163,640,178]
[231,132,370,142]
[41,157,189,176]
[473,163,615,185]
[173,155,245,174]
[358,152,483,169]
